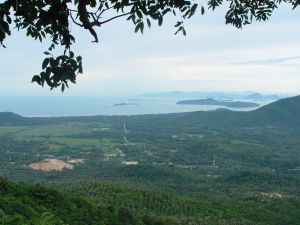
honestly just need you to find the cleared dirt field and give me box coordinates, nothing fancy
[29,159,74,172]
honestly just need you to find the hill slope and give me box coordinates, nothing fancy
[0,177,117,225]
[0,112,28,125]
[175,95,300,130]
[2,177,300,225]
[252,95,300,125]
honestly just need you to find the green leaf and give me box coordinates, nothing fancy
[42,58,50,69]
[158,16,163,26]
[201,6,205,15]
[189,4,198,18]
[146,18,151,28]
[175,26,183,35]
[162,8,171,16]
[135,22,144,33]
[175,21,182,27]
[32,75,41,84]
[6,15,11,24]
[61,83,65,92]
[136,10,143,19]
[76,56,82,62]
[50,58,56,67]
[140,22,144,34]
[78,63,83,74]
[70,59,77,69]
[45,67,52,78]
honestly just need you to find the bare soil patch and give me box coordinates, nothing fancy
[29,159,74,172]
[259,192,283,199]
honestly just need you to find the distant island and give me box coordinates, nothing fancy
[141,91,282,100]
[243,93,281,100]
[177,98,260,108]
[112,103,139,107]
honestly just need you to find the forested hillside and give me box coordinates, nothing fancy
[1,177,300,225]
[0,96,300,224]
[0,177,131,225]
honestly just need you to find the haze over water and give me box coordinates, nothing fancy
[0,95,273,117]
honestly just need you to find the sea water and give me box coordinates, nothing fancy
[0,96,273,117]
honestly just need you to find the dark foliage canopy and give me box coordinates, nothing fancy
[0,0,299,91]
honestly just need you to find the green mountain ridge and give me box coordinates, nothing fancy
[253,95,300,122]
[183,95,300,128]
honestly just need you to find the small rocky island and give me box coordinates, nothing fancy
[177,98,259,108]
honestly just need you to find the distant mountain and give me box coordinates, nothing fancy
[177,98,259,108]
[141,91,246,99]
[141,91,282,100]
[243,93,281,100]
[0,112,28,125]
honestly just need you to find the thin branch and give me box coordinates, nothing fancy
[69,9,96,16]
[69,11,83,27]
[100,12,131,25]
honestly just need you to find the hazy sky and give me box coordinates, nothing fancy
[1,3,300,97]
